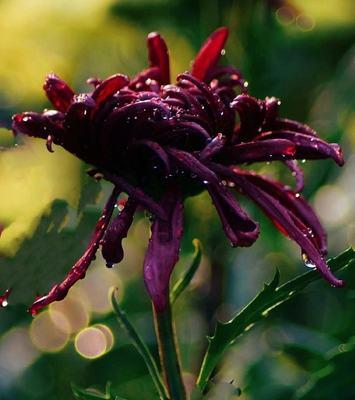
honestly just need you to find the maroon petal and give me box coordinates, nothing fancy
[12,112,65,149]
[63,95,97,162]
[269,118,318,137]
[207,185,259,247]
[12,112,50,139]
[217,139,296,164]
[147,32,170,85]
[143,189,183,312]
[284,160,304,193]
[130,139,171,174]
[92,74,129,106]
[210,164,342,286]
[239,172,327,256]
[258,130,344,166]
[29,187,120,315]
[191,27,229,81]
[199,133,226,161]
[231,94,264,141]
[166,147,219,185]
[101,170,167,221]
[233,173,342,286]
[0,288,12,308]
[158,120,211,145]
[43,74,75,112]
[101,198,137,267]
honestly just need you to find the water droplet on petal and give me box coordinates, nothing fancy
[302,253,316,269]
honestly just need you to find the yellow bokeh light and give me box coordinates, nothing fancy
[0,327,38,384]
[49,296,90,335]
[94,324,114,353]
[74,326,109,359]
[30,310,70,352]
[314,184,351,227]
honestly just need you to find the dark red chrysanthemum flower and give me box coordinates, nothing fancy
[12,27,344,315]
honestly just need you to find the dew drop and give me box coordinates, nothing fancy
[301,159,306,164]
[145,265,153,280]
[295,193,300,198]
[106,262,115,269]
[302,253,316,269]
[220,49,226,56]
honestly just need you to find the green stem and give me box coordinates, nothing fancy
[111,289,169,400]
[154,302,186,400]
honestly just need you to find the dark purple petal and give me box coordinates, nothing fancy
[191,27,229,81]
[12,112,52,139]
[264,96,280,124]
[158,120,211,144]
[147,32,170,85]
[231,94,264,141]
[12,112,65,150]
[207,185,259,247]
[63,95,97,162]
[100,170,167,221]
[166,147,219,185]
[210,164,342,286]
[101,198,137,267]
[232,173,341,286]
[92,74,129,106]
[143,189,183,312]
[130,139,171,174]
[239,172,327,256]
[216,139,296,164]
[43,74,75,112]
[178,73,225,131]
[269,118,318,136]
[206,65,245,90]
[29,187,120,316]
[199,133,226,161]
[258,130,344,165]
[284,160,304,193]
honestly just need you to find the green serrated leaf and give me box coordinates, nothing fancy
[0,200,100,305]
[170,238,202,304]
[196,248,355,392]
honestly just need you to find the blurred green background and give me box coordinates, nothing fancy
[0,0,354,399]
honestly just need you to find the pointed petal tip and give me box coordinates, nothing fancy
[191,27,230,81]
[43,73,74,112]
[11,112,46,138]
[147,31,161,40]
[147,31,170,85]
[332,144,345,166]
[334,278,345,288]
